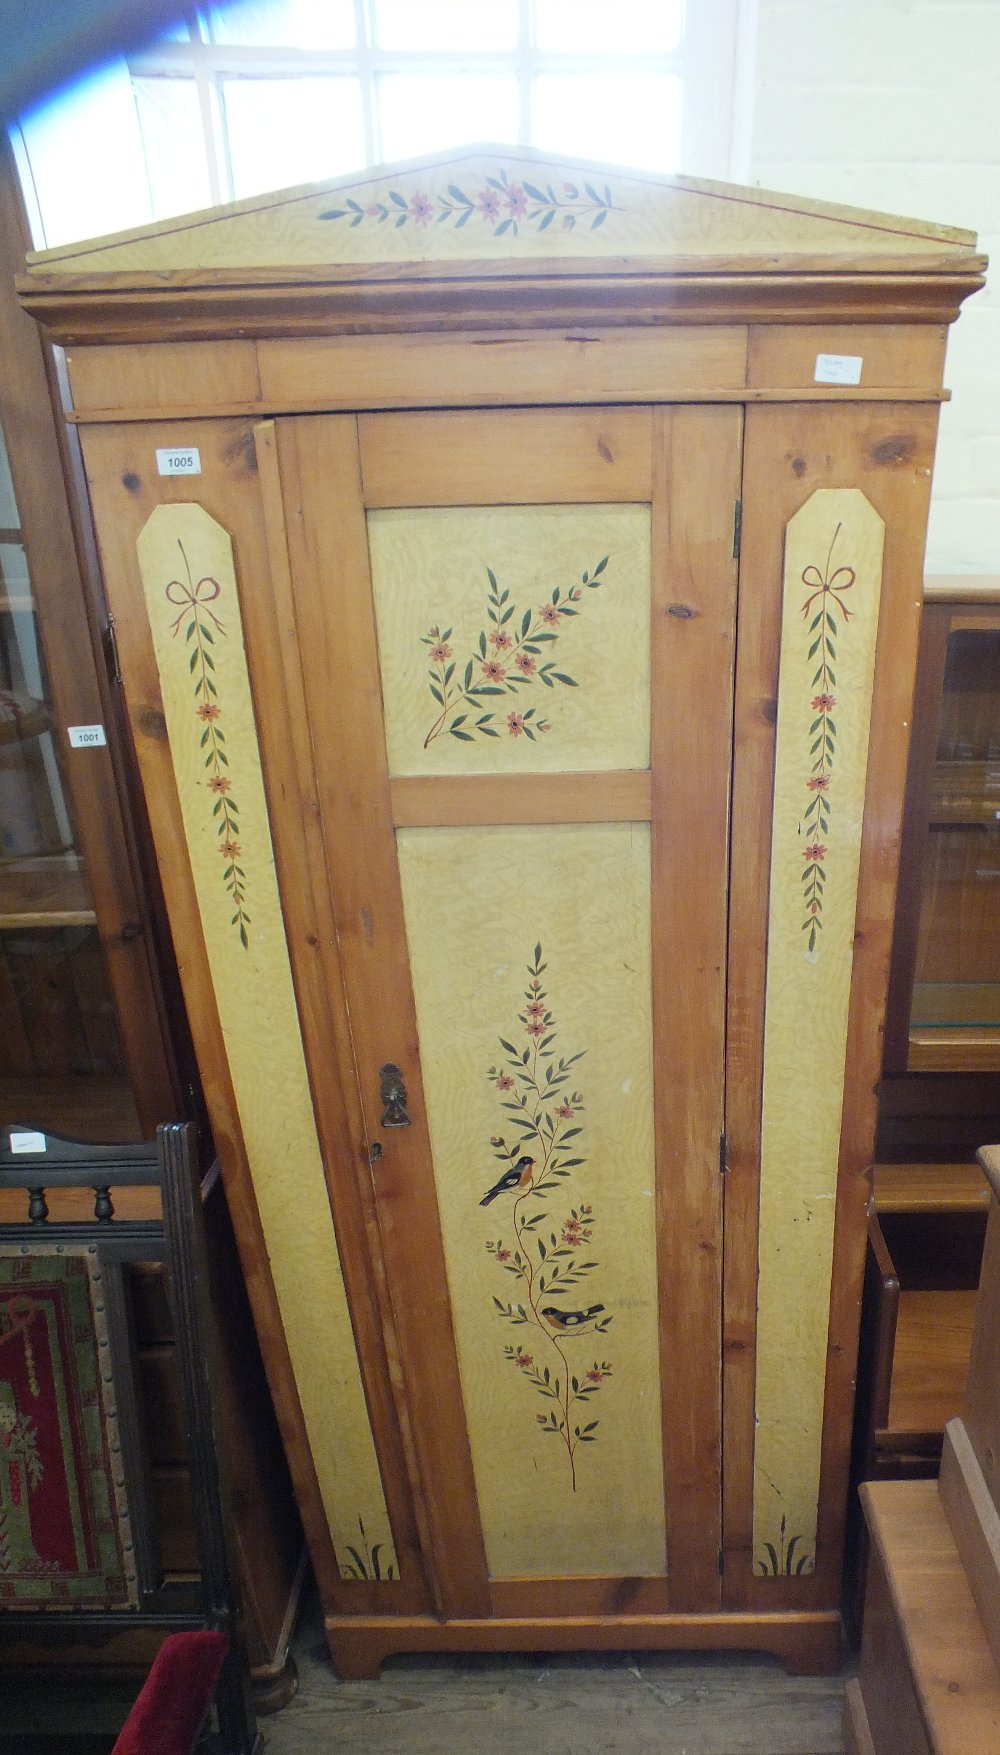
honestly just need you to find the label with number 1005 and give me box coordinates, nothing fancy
[156,446,202,476]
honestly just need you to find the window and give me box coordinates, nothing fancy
[13,1,744,249]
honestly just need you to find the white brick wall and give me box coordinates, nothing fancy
[748,0,1000,571]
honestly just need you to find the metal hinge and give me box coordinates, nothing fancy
[105,614,123,686]
[732,498,743,560]
[719,1132,728,1176]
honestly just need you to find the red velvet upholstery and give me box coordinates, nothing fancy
[111,1631,229,1755]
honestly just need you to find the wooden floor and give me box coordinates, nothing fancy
[260,1602,848,1755]
[2,1599,849,1753]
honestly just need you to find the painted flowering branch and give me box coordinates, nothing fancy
[421,557,608,748]
[799,524,855,955]
[320,169,619,238]
[482,944,611,1491]
[166,541,250,948]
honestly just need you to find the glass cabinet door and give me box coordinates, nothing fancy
[907,606,1000,1065]
[0,416,142,1140]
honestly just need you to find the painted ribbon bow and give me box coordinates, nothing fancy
[166,540,226,637]
[800,524,856,622]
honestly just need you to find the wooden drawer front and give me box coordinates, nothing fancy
[858,1553,931,1755]
[747,324,946,391]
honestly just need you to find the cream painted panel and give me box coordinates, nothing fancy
[397,823,665,1579]
[753,488,885,1577]
[135,503,396,1583]
[33,151,965,274]
[369,505,650,776]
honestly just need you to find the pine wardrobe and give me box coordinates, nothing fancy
[20,150,984,1678]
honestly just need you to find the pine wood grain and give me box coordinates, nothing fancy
[389,772,652,827]
[860,1479,1000,1753]
[650,406,740,1608]
[359,407,654,506]
[272,412,490,1620]
[872,1162,990,1214]
[883,1290,975,1438]
[77,416,343,1606]
[938,1419,1000,1676]
[724,402,937,1613]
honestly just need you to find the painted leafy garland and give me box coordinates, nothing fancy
[799,523,855,955]
[482,945,611,1492]
[421,557,608,748]
[166,541,250,949]
[320,168,619,239]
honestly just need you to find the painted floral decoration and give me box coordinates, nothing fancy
[320,169,619,239]
[799,523,855,955]
[482,945,611,1492]
[421,557,608,748]
[166,540,250,948]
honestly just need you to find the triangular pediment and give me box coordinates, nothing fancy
[26,145,978,279]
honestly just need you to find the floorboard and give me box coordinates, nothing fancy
[0,1594,848,1755]
[263,1598,848,1755]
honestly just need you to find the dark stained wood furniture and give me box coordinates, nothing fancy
[0,1121,260,1753]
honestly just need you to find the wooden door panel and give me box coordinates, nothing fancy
[396,821,664,1580]
[274,404,741,1612]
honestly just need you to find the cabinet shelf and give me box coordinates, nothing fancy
[0,857,97,928]
[873,1161,992,1215]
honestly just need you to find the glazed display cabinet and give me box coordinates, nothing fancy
[18,148,984,1676]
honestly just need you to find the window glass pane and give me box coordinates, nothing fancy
[374,0,519,52]
[18,64,153,247]
[222,76,365,197]
[534,0,684,54]
[207,1,357,47]
[153,18,195,41]
[532,73,681,172]
[133,77,214,218]
[377,74,519,161]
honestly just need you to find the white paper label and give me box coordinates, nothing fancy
[814,353,863,386]
[67,723,107,749]
[156,446,201,476]
[10,1130,46,1154]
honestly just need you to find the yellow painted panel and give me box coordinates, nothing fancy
[32,150,970,275]
[135,503,396,1583]
[369,505,650,776]
[753,489,885,1577]
[397,823,665,1579]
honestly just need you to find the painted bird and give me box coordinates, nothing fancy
[541,1304,605,1330]
[479,1156,534,1206]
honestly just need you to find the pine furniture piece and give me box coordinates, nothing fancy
[17,147,986,1678]
[0,1121,260,1754]
[845,1144,1000,1753]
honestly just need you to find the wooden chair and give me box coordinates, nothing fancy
[0,1122,259,1754]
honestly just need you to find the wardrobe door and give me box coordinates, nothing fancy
[268,404,741,1614]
